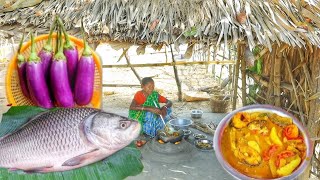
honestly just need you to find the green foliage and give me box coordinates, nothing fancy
[0,106,47,137]
[247,84,261,105]
[183,26,197,37]
[248,46,263,75]
[0,106,143,180]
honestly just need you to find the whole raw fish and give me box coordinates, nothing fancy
[0,108,141,173]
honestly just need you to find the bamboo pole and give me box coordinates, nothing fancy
[102,60,235,68]
[232,41,243,110]
[228,64,233,90]
[284,54,305,126]
[206,45,211,72]
[165,46,168,63]
[298,48,314,91]
[248,73,293,91]
[124,49,141,84]
[219,65,223,84]
[274,46,282,107]
[170,44,182,101]
[298,46,320,180]
[266,45,277,105]
[102,84,141,87]
[241,46,247,106]
[307,46,320,137]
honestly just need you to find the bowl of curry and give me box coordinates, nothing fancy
[213,104,312,180]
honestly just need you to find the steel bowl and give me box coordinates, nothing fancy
[157,129,184,143]
[195,138,213,151]
[213,104,312,180]
[193,133,207,140]
[191,109,203,119]
[168,118,193,130]
[182,129,192,139]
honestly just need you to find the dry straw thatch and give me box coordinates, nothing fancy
[1,0,320,49]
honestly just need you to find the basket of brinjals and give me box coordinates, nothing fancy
[6,16,102,108]
[214,104,312,180]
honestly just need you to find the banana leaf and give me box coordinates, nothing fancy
[0,106,143,180]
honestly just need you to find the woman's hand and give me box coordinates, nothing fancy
[160,106,167,117]
[150,107,162,115]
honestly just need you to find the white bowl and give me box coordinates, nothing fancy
[213,104,312,180]
[191,109,203,118]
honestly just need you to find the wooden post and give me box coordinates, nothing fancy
[266,45,277,105]
[170,45,182,101]
[206,45,211,73]
[283,54,305,126]
[297,46,320,180]
[232,41,243,110]
[241,45,247,106]
[165,46,168,63]
[274,46,282,107]
[124,49,141,84]
[228,64,233,90]
[308,46,320,138]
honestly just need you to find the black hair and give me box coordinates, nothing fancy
[141,77,154,86]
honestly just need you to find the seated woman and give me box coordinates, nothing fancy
[129,77,172,137]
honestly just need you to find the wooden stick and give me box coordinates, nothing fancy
[102,84,141,87]
[266,44,277,105]
[274,46,282,107]
[170,44,182,101]
[298,48,314,90]
[232,41,242,110]
[284,54,306,126]
[124,49,141,84]
[165,46,168,63]
[248,73,293,91]
[117,48,129,62]
[228,64,233,90]
[241,45,247,106]
[102,60,235,68]
[307,46,320,137]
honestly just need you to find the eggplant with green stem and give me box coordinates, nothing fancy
[26,33,53,108]
[17,33,29,98]
[50,29,74,107]
[39,22,55,79]
[74,23,94,106]
[57,17,79,89]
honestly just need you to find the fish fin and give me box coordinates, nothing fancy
[62,149,99,166]
[23,167,53,173]
[10,166,54,174]
[8,168,18,172]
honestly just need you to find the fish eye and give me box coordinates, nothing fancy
[120,122,127,129]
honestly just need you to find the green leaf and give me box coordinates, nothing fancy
[0,106,47,137]
[183,26,197,37]
[257,58,263,75]
[0,106,143,180]
[252,46,261,56]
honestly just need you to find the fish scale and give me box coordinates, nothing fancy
[0,108,99,167]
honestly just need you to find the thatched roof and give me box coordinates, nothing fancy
[1,0,320,50]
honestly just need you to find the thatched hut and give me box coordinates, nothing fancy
[1,0,320,178]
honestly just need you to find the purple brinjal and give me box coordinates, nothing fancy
[57,17,78,90]
[74,22,94,106]
[17,34,29,98]
[50,29,74,107]
[38,22,55,80]
[26,33,53,108]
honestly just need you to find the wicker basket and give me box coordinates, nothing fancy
[210,95,230,113]
[6,34,102,108]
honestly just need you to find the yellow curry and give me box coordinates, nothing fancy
[221,112,306,179]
